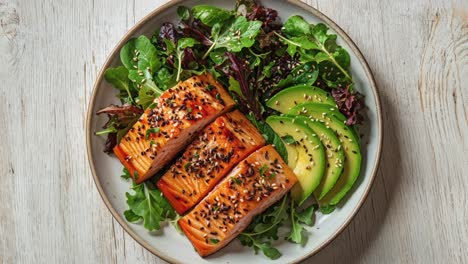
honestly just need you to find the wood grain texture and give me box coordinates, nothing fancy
[0,0,466,263]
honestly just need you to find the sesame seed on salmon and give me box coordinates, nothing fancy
[157,110,266,215]
[114,74,235,183]
[178,145,297,257]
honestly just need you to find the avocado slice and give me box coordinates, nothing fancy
[266,85,336,113]
[266,115,326,204]
[266,89,360,139]
[300,119,345,200]
[288,102,362,206]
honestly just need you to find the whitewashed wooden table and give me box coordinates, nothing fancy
[1,0,467,263]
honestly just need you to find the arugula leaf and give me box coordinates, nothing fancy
[277,17,352,84]
[192,5,233,26]
[175,38,199,81]
[296,205,315,226]
[121,168,131,180]
[239,196,288,259]
[287,201,316,245]
[177,6,190,21]
[124,182,176,231]
[124,209,142,222]
[202,17,262,59]
[287,219,304,244]
[257,242,281,260]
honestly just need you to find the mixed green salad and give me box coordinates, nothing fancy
[97,0,365,260]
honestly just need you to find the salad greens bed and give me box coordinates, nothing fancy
[97,0,364,260]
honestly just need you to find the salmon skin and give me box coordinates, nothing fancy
[157,110,265,215]
[114,74,235,183]
[178,145,297,257]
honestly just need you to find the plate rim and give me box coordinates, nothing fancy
[85,0,383,263]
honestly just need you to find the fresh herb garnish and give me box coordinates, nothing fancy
[268,172,277,180]
[184,162,191,171]
[259,164,268,177]
[231,176,242,185]
[145,127,160,139]
[209,238,220,244]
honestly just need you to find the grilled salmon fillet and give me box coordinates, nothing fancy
[157,110,265,215]
[178,145,297,257]
[114,74,235,183]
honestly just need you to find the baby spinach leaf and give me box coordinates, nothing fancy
[120,38,137,70]
[177,6,190,21]
[155,67,176,90]
[135,35,161,72]
[216,16,262,52]
[104,66,130,91]
[192,5,233,26]
[283,15,311,36]
[104,66,135,103]
[276,61,319,89]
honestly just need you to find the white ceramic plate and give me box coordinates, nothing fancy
[86,1,382,263]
